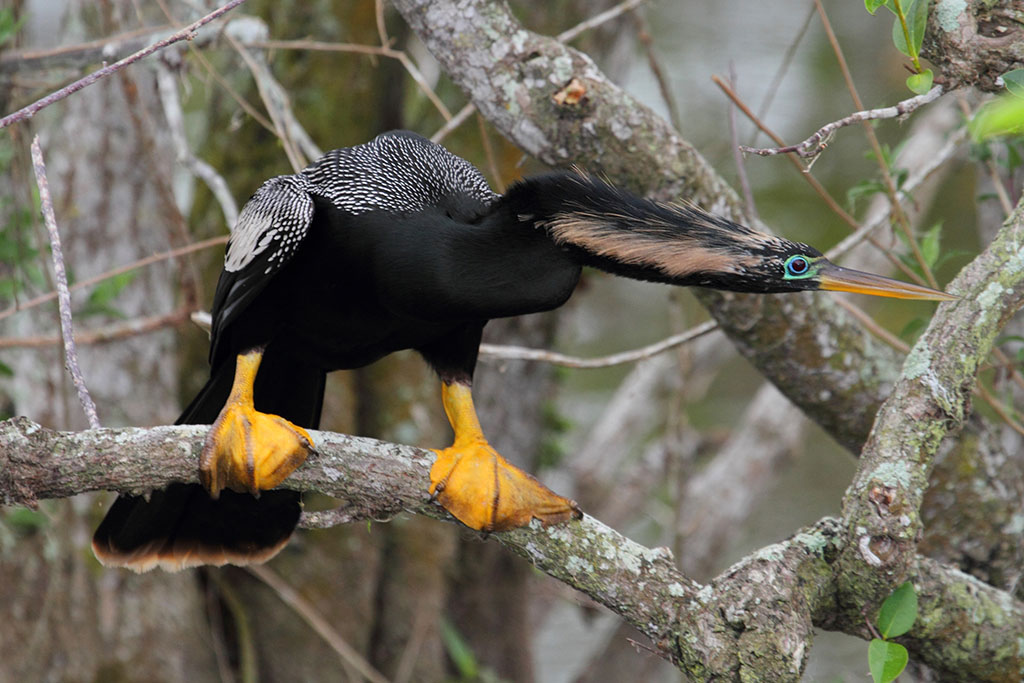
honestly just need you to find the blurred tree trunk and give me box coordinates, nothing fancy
[0,1,215,681]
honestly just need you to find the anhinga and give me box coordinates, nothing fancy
[92,131,954,571]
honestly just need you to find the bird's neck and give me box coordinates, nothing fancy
[500,172,774,289]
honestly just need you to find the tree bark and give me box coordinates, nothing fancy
[4,412,1023,680]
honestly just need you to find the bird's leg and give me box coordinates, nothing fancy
[429,381,581,531]
[199,347,313,497]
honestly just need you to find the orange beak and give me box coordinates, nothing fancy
[816,262,958,301]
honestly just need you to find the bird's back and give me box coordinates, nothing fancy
[302,130,498,218]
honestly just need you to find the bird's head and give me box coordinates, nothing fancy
[702,235,957,301]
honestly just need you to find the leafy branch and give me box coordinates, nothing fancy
[865,0,933,94]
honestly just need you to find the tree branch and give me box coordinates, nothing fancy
[2,416,1021,679]
[837,189,1024,608]
[739,85,944,159]
[921,1,1024,92]
[0,0,250,130]
[31,136,100,429]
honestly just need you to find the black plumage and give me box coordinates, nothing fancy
[93,131,953,571]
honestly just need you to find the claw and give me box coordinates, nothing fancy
[199,349,313,497]
[430,439,580,531]
[430,381,581,532]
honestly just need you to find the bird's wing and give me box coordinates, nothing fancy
[208,175,314,359]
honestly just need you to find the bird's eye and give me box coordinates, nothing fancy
[784,255,811,278]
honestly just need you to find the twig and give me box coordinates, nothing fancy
[206,573,258,682]
[711,74,927,286]
[156,65,240,228]
[476,113,503,191]
[893,0,924,73]
[0,0,249,130]
[712,73,861,230]
[633,9,681,134]
[814,0,939,290]
[228,35,309,172]
[726,64,757,220]
[0,24,173,74]
[749,3,816,147]
[247,565,392,683]
[0,235,228,323]
[825,127,966,261]
[0,307,192,349]
[478,320,718,369]
[430,102,475,143]
[833,298,909,352]
[30,136,100,429]
[556,0,647,43]
[248,40,453,123]
[374,0,391,48]
[738,85,943,158]
[186,43,276,134]
[190,311,720,369]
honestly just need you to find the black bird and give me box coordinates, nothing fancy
[92,131,954,571]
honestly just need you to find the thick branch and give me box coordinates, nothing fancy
[830,180,1024,681]
[2,416,1021,679]
[922,1,1024,92]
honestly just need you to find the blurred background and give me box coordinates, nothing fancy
[0,1,999,681]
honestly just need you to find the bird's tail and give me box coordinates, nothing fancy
[92,351,325,572]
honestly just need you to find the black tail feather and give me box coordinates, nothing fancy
[93,351,325,572]
[92,484,302,572]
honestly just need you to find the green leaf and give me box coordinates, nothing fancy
[878,581,918,638]
[78,270,138,319]
[970,95,1024,141]
[919,222,942,270]
[865,0,887,14]
[846,179,886,210]
[1007,140,1024,169]
[1004,69,1024,99]
[89,270,137,306]
[3,507,48,534]
[0,360,12,377]
[869,639,910,683]
[908,0,930,53]
[892,167,910,191]
[906,69,933,95]
[891,0,929,58]
[440,618,480,679]
[0,8,24,49]
[899,317,926,342]
[891,15,911,56]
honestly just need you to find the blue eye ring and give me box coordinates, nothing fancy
[784,254,812,279]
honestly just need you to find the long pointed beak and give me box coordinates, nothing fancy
[816,262,958,301]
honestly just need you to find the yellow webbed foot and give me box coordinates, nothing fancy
[200,403,312,496]
[199,349,313,497]
[429,438,580,532]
